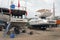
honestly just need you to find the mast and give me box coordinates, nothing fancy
[53,1,55,18]
[25,0,27,18]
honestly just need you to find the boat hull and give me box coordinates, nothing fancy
[30,24,57,30]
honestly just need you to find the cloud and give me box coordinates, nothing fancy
[28,0,53,10]
[27,0,60,17]
[54,0,60,16]
[0,0,9,8]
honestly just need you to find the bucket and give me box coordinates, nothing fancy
[10,33,15,38]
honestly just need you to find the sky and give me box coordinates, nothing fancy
[0,0,60,18]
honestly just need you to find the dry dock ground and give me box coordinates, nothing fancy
[0,27,60,40]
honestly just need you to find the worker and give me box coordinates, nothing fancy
[14,27,20,34]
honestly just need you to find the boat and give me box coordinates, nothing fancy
[29,8,57,30]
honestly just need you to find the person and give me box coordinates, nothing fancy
[14,27,20,34]
[0,26,3,31]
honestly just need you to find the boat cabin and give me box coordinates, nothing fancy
[0,8,27,18]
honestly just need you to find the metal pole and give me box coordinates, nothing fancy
[3,0,11,37]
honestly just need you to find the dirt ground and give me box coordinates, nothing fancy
[0,27,60,40]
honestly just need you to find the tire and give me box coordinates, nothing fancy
[22,30,26,33]
[29,31,33,35]
[40,27,46,30]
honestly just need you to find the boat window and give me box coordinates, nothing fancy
[41,17,46,19]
